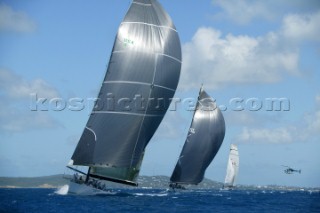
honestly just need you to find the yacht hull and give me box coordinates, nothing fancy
[67,181,115,195]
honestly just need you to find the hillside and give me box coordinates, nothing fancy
[0,175,70,188]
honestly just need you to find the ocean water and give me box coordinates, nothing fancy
[0,188,319,213]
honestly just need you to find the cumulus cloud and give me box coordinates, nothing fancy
[0,108,61,132]
[305,110,320,133]
[0,68,59,99]
[212,0,320,25]
[302,97,320,136]
[0,69,61,133]
[179,9,320,91]
[282,11,320,42]
[180,27,299,90]
[224,111,283,127]
[238,127,294,143]
[212,0,272,25]
[235,95,320,144]
[0,4,36,33]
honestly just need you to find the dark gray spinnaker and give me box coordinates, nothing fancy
[170,88,225,185]
[70,0,181,186]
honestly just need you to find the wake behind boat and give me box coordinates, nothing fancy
[65,0,181,195]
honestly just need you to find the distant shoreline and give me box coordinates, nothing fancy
[0,174,69,189]
[0,175,319,190]
[0,184,58,189]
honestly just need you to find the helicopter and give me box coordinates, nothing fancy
[281,165,301,174]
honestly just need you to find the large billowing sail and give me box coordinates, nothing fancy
[170,88,225,185]
[71,0,181,185]
[224,144,239,188]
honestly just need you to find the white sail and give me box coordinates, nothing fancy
[224,144,239,188]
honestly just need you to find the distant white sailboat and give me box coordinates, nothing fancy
[223,144,239,189]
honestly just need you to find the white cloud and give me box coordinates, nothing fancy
[212,0,272,25]
[0,68,59,99]
[0,69,61,133]
[0,108,61,132]
[0,4,36,33]
[224,111,283,127]
[235,95,320,144]
[305,110,320,134]
[180,27,299,90]
[212,0,320,25]
[302,96,320,136]
[282,11,320,42]
[179,9,320,91]
[238,127,294,144]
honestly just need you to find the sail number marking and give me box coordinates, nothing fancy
[123,38,134,47]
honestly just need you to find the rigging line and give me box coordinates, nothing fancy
[92,111,162,117]
[103,80,176,92]
[132,1,152,6]
[198,97,216,111]
[121,21,178,33]
[154,84,175,92]
[85,127,97,141]
[186,89,202,137]
[112,50,182,64]
[161,53,182,64]
[104,81,150,87]
[129,55,158,168]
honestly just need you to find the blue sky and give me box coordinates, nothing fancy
[0,0,319,188]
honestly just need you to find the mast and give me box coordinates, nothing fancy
[85,167,91,183]
[70,0,182,186]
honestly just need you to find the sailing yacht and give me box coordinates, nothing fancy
[66,0,181,195]
[223,144,239,189]
[169,87,226,189]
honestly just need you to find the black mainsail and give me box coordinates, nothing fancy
[70,0,181,186]
[170,88,225,185]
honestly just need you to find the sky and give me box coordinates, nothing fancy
[0,0,319,188]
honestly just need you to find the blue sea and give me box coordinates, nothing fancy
[0,188,319,213]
